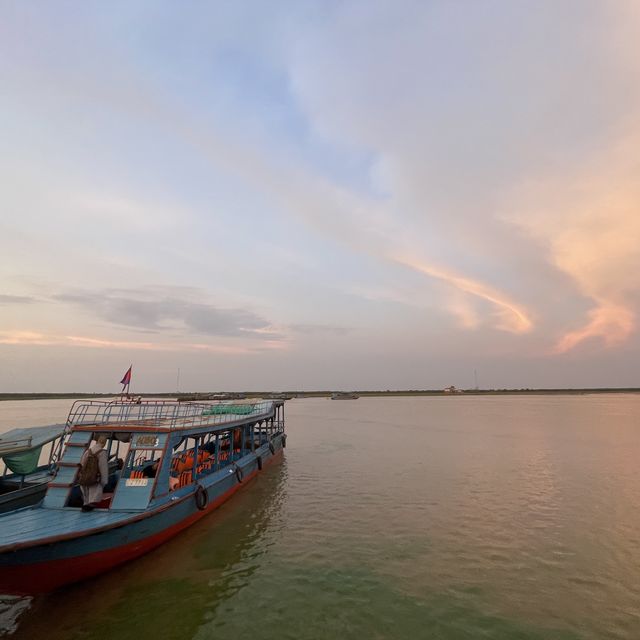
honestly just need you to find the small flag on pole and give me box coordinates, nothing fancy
[120,365,132,389]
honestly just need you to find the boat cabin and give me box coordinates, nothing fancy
[44,399,285,513]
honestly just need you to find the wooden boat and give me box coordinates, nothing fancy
[0,424,67,514]
[0,398,286,595]
[330,392,359,400]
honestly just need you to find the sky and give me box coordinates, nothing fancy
[1,1,639,392]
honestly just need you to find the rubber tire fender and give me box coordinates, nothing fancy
[235,465,244,483]
[282,433,287,448]
[256,455,263,471]
[269,442,276,455]
[195,484,208,511]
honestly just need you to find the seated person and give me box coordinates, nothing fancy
[200,441,216,455]
[104,458,124,492]
[142,460,160,478]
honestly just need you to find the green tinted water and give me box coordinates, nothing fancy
[3,395,640,639]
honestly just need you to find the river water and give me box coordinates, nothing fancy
[1,395,640,639]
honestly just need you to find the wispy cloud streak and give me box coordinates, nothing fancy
[0,331,285,354]
[554,303,634,353]
[393,257,533,334]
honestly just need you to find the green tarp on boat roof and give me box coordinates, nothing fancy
[202,404,257,416]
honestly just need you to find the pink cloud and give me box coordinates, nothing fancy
[554,302,634,353]
[0,331,286,354]
[393,256,533,334]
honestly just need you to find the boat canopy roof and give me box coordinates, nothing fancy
[0,424,66,457]
[0,424,66,475]
[66,399,282,435]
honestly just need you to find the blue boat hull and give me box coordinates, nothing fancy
[0,445,283,595]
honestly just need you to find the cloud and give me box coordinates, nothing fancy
[443,291,480,331]
[290,323,351,336]
[554,304,634,353]
[392,257,533,334]
[0,2,547,342]
[0,330,284,354]
[277,0,640,351]
[508,126,640,352]
[3,0,640,383]
[65,336,272,354]
[0,331,58,345]
[69,192,187,232]
[56,287,281,340]
[0,294,36,305]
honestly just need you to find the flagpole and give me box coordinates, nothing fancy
[119,365,133,398]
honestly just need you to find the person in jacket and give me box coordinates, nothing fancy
[79,434,109,511]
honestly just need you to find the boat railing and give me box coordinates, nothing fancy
[0,436,33,455]
[65,399,277,431]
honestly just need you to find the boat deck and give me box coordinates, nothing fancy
[0,507,133,548]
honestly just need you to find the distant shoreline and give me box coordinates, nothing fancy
[1,388,639,402]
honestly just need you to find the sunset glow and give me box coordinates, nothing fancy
[1,2,639,391]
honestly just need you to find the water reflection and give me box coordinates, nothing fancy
[5,395,640,639]
[0,597,32,636]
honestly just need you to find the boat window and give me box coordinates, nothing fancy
[169,436,201,489]
[168,434,240,488]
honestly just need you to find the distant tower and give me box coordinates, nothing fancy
[474,369,479,390]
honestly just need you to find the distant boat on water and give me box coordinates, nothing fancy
[262,393,294,400]
[331,392,359,400]
[443,386,464,394]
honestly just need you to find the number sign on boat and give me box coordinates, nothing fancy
[125,478,149,487]
[134,435,159,448]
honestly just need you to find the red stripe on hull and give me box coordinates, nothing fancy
[0,450,282,595]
